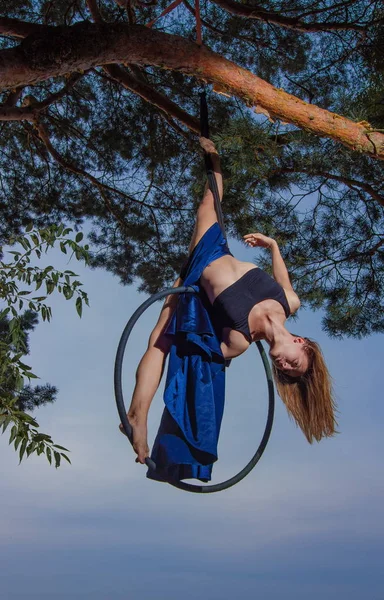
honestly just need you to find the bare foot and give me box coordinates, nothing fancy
[119,414,150,464]
[199,136,218,154]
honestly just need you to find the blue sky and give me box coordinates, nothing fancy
[1,234,383,600]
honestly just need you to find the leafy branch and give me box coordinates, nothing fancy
[0,402,70,468]
[0,223,90,467]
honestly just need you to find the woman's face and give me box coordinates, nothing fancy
[270,337,309,377]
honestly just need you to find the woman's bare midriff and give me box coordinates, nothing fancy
[200,255,258,304]
[200,255,287,358]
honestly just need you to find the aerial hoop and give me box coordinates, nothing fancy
[114,286,275,493]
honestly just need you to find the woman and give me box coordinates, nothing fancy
[121,137,337,466]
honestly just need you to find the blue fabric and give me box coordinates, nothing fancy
[147,223,232,483]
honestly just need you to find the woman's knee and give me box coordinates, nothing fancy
[145,276,181,353]
[197,197,216,218]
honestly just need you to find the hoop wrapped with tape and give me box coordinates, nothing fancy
[147,222,233,483]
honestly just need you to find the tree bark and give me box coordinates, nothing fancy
[0,20,383,160]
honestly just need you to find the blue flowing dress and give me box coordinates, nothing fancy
[147,222,232,483]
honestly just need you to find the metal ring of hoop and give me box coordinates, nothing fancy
[114,286,275,493]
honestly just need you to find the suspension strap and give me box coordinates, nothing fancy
[200,90,227,240]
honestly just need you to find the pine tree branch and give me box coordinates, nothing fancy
[275,167,384,206]
[31,118,161,228]
[182,0,280,51]
[3,86,24,107]
[0,17,46,38]
[294,238,384,279]
[208,0,371,33]
[102,64,200,133]
[34,115,164,255]
[292,0,363,19]
[87,0,106,23]
[0,20,383,160]
[86,1,198,135]
[0,13,199,136]
[0,72,87,122]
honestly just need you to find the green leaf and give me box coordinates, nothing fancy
[20,413,38,426]
[61,453,71,464]
[18,361,32,371]
[20,237,31,250]
[25,223,33,233]
[60,241,67,254]
[2,415,12,433]
[54,451,61,468]
[26,441,37,457]
[75,232,84,243]
[76,297,82,317]
[9,425,18,444]
[26,372,39,379]
[19,438,28,463]
[13,373,23,390]
[0,307,10,319]
[14,435,23,451]
[33,433,51,442]
[53,444,70,452]
[46,446,52,465]
[63,287,74,300]
[8,318,17,331]
[46,281,55,294]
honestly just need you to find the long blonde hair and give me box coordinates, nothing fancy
[272,337,338,443]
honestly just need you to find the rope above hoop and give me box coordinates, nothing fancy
[200,89,227,240]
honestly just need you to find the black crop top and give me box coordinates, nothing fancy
[211,267,290,342]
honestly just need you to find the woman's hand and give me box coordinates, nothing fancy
[243,233,276,249]
[199,136,218,155]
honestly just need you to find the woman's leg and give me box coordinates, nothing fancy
[120,276,182,464]
[122,139,223,463]
[188,141,223,254]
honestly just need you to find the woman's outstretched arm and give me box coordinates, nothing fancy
[243,233,300,312]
